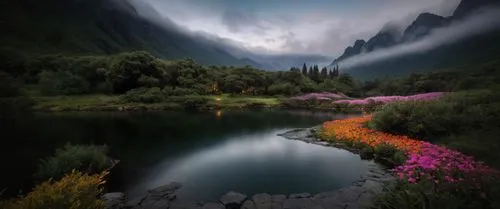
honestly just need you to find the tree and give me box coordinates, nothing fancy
[107,51,166,93]
[308,66,313,78]
[312,65,321,82]
[320,67,328,80]
[302,63,308,76]
[39,70,90,95]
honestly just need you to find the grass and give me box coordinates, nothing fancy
[32,94,281,111]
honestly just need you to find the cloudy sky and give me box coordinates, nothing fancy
[140,0,461,57]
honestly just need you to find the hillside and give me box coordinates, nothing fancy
[0,0,260,67]
[330,0,500,80]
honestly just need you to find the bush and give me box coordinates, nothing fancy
[374,143,398,158]
[34,144,110,181]
[392,151,408,165]
[0,72,21,97]
[268,82,301,96]
[373,178,500,209]
[1,171,107,209]
[360,147,375,160]
[38,71,90,95]
[121,87,166,103]
[372,90,500,141]
[163,87,199,96]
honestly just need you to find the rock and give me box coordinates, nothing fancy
[148,182,182,198]
[170,201,204,209]
[203,202,225,209]
[283,198,323,209]
[288,193,311,199]
[138,198,170,209]
[102,192,126,209]
[242,200,257,209]
[252,193,271,209]
[220,191,247,209]
[271,195,286,203]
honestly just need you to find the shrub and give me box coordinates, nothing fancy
[392,151,408,165]
[372,90,500,141]
[121,87,166,103]
[0,72,21,97]
[34,144,110,181]
[360,147,375,160]
[374,143,398,158]
[163,87,199,96]
[1,171,107,209]
[38,70,90,95]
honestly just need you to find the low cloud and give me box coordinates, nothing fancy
[338,7,500,69]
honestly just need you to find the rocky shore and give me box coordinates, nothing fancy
[103,127,395,209]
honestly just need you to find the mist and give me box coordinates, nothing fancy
[337,7,500,70]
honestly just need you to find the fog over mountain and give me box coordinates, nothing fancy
[129,0,462,68]
[338,6,500,70]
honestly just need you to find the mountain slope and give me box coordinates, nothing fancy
[329,0,500,80]
[0,0,261,67]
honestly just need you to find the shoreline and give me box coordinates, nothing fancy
[103,128,394,209]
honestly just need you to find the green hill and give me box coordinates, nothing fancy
[0,0,256,66]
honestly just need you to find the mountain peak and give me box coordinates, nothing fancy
[453,0,500,19]
[402,12,448,42]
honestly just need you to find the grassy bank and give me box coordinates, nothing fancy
[32,94,281,112]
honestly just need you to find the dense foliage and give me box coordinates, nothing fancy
[0,171,107,209]
[35,144,111,181]
[371,90,500,167]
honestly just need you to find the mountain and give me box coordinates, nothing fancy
[453,0,499,19]
[0,0,264,67]
[402,13,450,42]
[330,0,500,80]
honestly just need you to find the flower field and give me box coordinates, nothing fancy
[321,116,499,186]
[290,92,349,101]
[333,92,444,105]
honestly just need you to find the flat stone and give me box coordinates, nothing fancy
[242,200,257,209]
[288,193,311,199]
[282,198,323,209]
[170,201,204,209]
[253,193,272,203]
[148,181,182,197]
[139,198,170,209]
[271,195,286,203]
[253,193,272,209]
[203,202,225,209]
[220,191,247,208]
[102,192,126,209]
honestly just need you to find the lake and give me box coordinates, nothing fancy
[0,110,373,201]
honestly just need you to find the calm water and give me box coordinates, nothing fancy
[0,110,372,201]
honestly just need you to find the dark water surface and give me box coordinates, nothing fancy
[0,110,372,201]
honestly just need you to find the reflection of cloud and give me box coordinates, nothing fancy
[129,130,359,196]
[338,7,500,69]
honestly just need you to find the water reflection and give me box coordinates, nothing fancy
[130,129,372,201]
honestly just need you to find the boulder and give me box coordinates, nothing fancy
[220,191,247,209]
[252,193,271,209]
[242,200,257,209]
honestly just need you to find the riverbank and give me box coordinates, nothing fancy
[31,94,282,112]
[29,94,367,113]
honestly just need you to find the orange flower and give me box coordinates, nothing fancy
[322,116,423,154]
